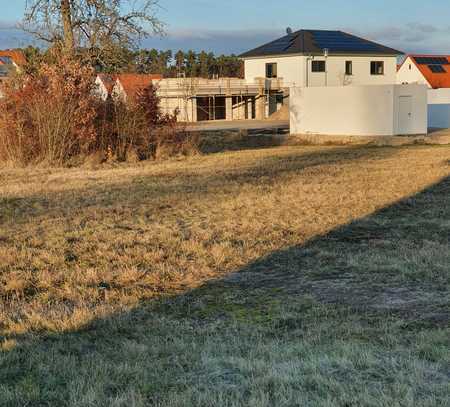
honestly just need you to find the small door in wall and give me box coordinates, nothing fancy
[398,96,413,134]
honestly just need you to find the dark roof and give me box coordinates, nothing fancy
[240,30,403,58]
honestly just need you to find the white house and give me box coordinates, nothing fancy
[240,29,402,87]
[397,55,450,89]
[397,55,450,128]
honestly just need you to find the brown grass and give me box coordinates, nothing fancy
[1,143,450,406]
[1,144,449,336]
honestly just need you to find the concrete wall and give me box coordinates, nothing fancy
[428,88,450,128]
[244,55,398,87]
[397,57,431,87]
[290,84,427,136]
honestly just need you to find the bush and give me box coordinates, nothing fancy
[0,57,97,165]
[0,58,198,167]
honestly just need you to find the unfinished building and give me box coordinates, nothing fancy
[155,77,287,122]
[104,74,288,123]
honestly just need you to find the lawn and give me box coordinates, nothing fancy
[1,143,449,406]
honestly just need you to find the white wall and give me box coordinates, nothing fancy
[244,55,303,86]
[290,84,427,136]
[244,55,398,87]
[428,88,450,128]
[396,57,430,87]
[307,56,398,87]
[94,77,109,101]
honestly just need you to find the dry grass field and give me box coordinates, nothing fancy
[1,141,449,406]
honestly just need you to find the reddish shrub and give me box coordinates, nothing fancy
[0,58,198,167]
[0,57,98,165]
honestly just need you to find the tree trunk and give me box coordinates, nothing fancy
[61,0,74,53]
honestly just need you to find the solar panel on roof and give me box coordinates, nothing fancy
[415,56,449,65]
[0,56,13,65]
[428,65,446,73]
[311,31,385,52]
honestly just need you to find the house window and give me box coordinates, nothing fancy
[371,61,384,75]
[345,61,353,75]
[312,60,326,72]
[266,63,277,78]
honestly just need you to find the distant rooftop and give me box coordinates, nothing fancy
[240,29,403,58]
[403,54,450,89]
[0,50,27,66]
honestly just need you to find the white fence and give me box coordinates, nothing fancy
[290,84,428,137]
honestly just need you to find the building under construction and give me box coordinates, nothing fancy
[155,77,288,122]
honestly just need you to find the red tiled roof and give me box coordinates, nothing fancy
[406,54,450,89]
[0,50,27,66]
[116,73,163,99]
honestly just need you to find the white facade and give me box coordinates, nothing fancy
[396,57,431,87]
[244,55,398,87]
[290,84,427,136]
[95,76,110,101]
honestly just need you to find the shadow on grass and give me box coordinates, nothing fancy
[0,145,398,226]
[198,129,290,154]
[1,153,449,406]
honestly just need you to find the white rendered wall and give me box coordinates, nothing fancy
[306,56,397,87]
[396,57,431,87]
[94,76,109,101]
[244,55,303,86]
[393,85,428,135]
[290,84,427,136]
[244,55,397,87]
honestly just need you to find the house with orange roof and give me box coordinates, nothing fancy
[0,50,26,75]
[397,55,450,89]
[112,73,163,102]
[95,74,118,100]
[397,55,450,128]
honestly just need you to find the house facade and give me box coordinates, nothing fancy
[397,55,450,89]
[241,30,402,88]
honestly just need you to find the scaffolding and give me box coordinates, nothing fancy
[155,77,287,122]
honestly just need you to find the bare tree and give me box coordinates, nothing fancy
[23,1,163,55]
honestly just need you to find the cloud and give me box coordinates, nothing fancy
[0,20,20,30]
[0,21,448,56]
[346,22,450,54]
[142,28,281,54]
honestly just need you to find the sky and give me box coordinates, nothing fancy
[1,0,450,55]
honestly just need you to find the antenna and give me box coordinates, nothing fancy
[286,27,293,35]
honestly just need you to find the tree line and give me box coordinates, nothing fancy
[21,46,243,79]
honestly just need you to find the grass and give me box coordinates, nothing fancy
[0,143,449,406]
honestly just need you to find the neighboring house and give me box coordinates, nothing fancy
[95,74,117,100]
[397,55,450,89]
[240,29,402,87]
[0,50,26,76]
[112,73,163,102]
[0,50,26,97]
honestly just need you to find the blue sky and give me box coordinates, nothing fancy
[1,0,450,54]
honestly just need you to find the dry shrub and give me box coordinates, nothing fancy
[98,86,199,162]
[0,59,199,167]
[0,57,97,166]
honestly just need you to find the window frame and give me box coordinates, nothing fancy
[265,62,278,79]
[371,61,384,76]
[345,61,353,76]
[311,60,326,73]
